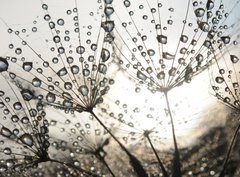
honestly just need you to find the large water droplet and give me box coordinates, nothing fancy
[221,36,230,44]
[78,85,89,96]
[147,49,155,56]
[71,65,80,74]
[180,35,188,43]
[0,127,12,137]
[157,71,165,80]
[207,0,214,10]
[215,76,224,84]
[157,35,167,44]
[137,70,147,81]
[57,67,68,77]
[163,52,175,60]
[20,133,34,147]
[230,55,239,63]
[198,22,209,32]
[0,57,9,72]
[76,46,85,54]
[101,48,110,62]
[101,21,115,32]
[98,64,107,74]
[32,77,42,87]
[46,92,56,103]
[22,62,33,72]
[21,89,34,101]
[13,102,22,110]
[104,7,114,16]
[195,8,205,17]
[124,0,131,7]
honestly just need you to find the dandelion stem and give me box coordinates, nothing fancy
[164,91,182,177]
[98,155,116,177]
[219,123,240,177]
[90,110,148,177]
[145,133,169,177]
[48,158,99,177]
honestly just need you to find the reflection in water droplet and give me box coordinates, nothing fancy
[78,85,89,96]
[20,133,34,147]
[0,57,9,73]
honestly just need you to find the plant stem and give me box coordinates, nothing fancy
[219,123,240,177]
[90,110,148,177]
[98,155,116,177]
[164,91,182,177]
[145,133,169,177]
[49,158,99,177]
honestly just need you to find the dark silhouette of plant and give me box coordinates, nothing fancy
[110,0,240,176]
[0,0,147,176]
[0,75,98,177]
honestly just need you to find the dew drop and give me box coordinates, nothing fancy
[169,67,177,76]
[221,36,230,44]
[195,8,205,17]
[124,0,131,7]
[57,67,68,77]
[157,35,167,44]
[83,68,90,77]
[137,70,147,81]
[104,7,114,16]
[71,65,80,74]
[180,35,188,43]
[20,133,34,147]
[147,49,155,56]
[3,147,12,155]
[101,21,115,32]
[163,52,175,60]
[78,85,89,96]
[215,76,224,84]
[0,126,12,137]
[157,71,165,80]
[15,48,22,55]
[13,102,22,110]
[104,0,113,4]
[32,77,42,87]
[22,62,33,72]
[0,57,9,72]
[98,64,107,74]
[207,0,214,10]
[76,46,85,54]
[101,48,110,62]
[46,92,56,103]
[198,22,209,32]
[57,19,65,26]
[230,55,239,63]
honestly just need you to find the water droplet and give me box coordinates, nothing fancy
[215,76,224,83]
[169,67,177,76]
[101,48,110,62]
[137,70,147,81]
[15,48,22,55]
[22,62,33,72]
[57,19,65,26]
[195,8,205,17]
[57,67,68,77]
[11,115,19,122]
[32,77,42,87]
[157,71,165,80]
[0,57,9,72]
[13,102,22,110]
[230,55,239,63]
[163,52,175,60]
[207,0,214,10]
[76,46,85,54]
[83,68,90,77]
[20,133,34,147]
[180,35,188,43]
[147,49,155,56]
[198,22,209,32]
[71,65,80,74]
[0,126,12,137]
[221,36,230,44]
[124,0,131,7]
[64,82,73,90]
[157,35,167,44]
[104,0,113,4]
[46,92,56,103]
[101,21,115,32]
[78,85,89,96]
[98,64,107,74]
[104,7,114,16]
[53,36,61,43]
[3,147,12,155]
